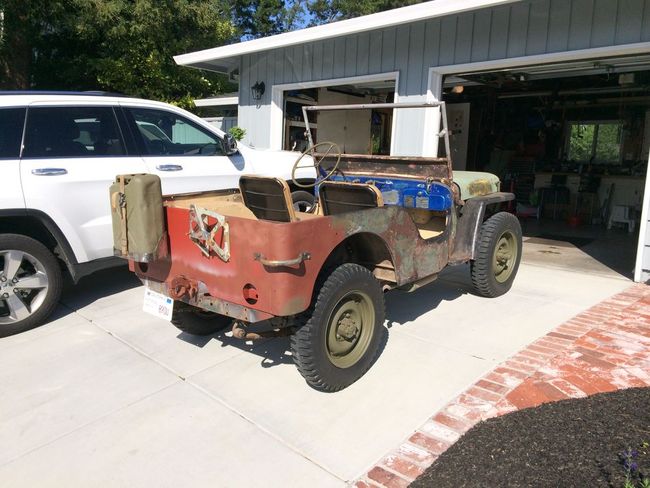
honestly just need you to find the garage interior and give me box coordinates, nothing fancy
[282,79,395,154]
[441,56,649,279]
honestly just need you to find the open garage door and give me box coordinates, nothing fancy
[442,55,650,280]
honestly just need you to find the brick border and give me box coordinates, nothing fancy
[355,283,650,488]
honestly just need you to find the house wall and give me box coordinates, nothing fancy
[238,0,650,153]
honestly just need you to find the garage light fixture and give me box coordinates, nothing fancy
[251,82,265,101]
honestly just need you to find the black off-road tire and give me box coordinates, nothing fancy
[290,263,386,392]
[171,302,232,336]
[291,190,315,212]
[0,234,63,337]
[471,212,522,298]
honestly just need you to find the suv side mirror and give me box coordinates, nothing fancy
[222,133,238,155]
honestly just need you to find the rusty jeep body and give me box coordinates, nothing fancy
[113,101,522,391]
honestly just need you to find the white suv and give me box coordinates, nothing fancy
[0,92,315,336]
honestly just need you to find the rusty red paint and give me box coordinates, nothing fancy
[134,204,455,320]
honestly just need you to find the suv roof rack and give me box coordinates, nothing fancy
[0,90,133,97]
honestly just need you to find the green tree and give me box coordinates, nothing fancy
[230,0,304,39]
[307,0,420,24]
[1,0,237,107]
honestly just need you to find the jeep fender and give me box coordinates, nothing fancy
[449,192,515,263]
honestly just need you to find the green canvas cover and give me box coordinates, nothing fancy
[110,174,165,262]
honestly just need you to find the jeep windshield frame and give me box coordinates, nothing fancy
[301,101,453,180]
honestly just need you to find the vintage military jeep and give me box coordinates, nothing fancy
[111,102,521,392]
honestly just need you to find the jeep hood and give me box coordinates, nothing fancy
[453,171,501,200]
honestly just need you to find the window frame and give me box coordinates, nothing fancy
[565,120,623,165]
[21,105,131,159]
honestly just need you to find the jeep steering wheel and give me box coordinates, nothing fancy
[292,141,342,189]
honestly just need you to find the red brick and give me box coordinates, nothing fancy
[505,360,539,374]
[494,366,529,381]
[548,331,580,341]
[563,372,617,395]
[549,378,587,399]
[527,344,558,357]
[494,398,518,416]
[395,442,436,465]
[516,351,550,364]
[536,338,570,351]
[433,412,472,434]
[466,386,502,403]
[409,432,450,456]
[534,381,570,401]
[506,380,551,409]
[476,379,510,395]
[576,354,616,370]
[556,325,588,336]
[381,455,425,480]
[355,480,378,488]
[574,346,605,357]
[367,467,409,488]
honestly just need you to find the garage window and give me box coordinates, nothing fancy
[567,121,622,164]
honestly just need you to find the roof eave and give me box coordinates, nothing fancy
[175,0,520,70]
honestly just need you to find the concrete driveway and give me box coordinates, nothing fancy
[0,256,631,487]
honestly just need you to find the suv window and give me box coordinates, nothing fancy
[126,107,223,157]
[0,108,26,159]
[23,106,126,158]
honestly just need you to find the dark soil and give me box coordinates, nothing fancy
[412,388,650,488]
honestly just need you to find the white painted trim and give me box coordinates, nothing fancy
[429,41,650,76]
[269,71,400,151]
[174,0,519,68]
[194,96,238,107]
[426,41,650,282]
[635,152,650,283]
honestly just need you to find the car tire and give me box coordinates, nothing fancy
[290,263,386,392]
[291,190,315,212]
[0,234,63,337]
[171,302,232,336]
[471,212,522,298]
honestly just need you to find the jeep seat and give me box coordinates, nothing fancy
[239,175,296,222]
[319,181,383,216]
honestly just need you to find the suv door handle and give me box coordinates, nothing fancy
[31,168,68,176]
[156,164,183,171]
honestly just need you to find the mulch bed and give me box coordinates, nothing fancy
[412,387,650,487]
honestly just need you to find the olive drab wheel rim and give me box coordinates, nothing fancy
[292,141,342,188]
[493,230,518,283]
[325,290,375,368]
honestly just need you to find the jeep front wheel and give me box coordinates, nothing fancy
[0,234,63,337]
[291,263,385,392]
[470,212,522,298]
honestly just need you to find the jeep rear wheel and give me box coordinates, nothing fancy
[0,234,63,337]
[171,302,232,336]
[471,212,522,298]
[290,263,385,392]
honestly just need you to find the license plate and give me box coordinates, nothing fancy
[143,288,174,321]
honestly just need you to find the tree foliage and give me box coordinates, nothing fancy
[307,0,421,24]
[0,0,237,107]
[230,0,304,39]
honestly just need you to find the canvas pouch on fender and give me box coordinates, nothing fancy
[110,174,165,262]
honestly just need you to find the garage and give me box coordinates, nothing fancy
[440,55,650,279]
[175,0,650,282]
